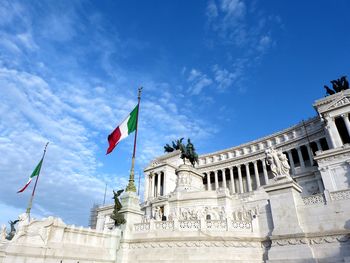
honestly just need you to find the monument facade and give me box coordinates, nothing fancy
[1,90,350,262]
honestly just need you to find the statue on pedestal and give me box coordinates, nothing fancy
[111,189,126,226]
[265,147,290,178]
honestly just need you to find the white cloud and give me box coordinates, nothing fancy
[212,64,237,91]
[0,0,218,228]
[187,69,213,95]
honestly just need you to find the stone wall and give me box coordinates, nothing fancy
[0,215,121,263]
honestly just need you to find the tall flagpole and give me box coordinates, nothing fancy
[126,87,142,192]
[26,142,49,218]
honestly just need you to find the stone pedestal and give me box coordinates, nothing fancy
[174,164,204,192]
[264,175,303,236]
[119,191,143,233]
[264,175,315,263]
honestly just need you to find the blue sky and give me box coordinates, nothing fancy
[0,0,349,226]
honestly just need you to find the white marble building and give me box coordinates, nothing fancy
[1,90,350,263]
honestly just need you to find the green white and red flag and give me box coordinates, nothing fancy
[17,158,43,193]
[106,105,138,154]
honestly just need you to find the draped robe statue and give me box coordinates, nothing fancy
[265,147,290,178]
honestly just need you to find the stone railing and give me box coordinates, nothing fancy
[231,220,251,230]
[302,193,326,205]
[155,221,174,231]
[134,219,252,233]
[134,222,150,232]
[330,189,350,201]
[206,220,227,231]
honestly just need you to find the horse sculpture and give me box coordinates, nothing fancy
[325,75,349,95]
[164,138,198,167]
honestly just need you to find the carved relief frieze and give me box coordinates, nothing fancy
[125,240,262,249]
[328,96,350,110]
[271,234,350,247]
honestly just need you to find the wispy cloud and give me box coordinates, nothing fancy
[201,0,281,92]
[0,1,217,226]
[186,68,213,95]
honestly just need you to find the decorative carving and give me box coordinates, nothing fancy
[134,223,150,232]
[265,147,290,178]
[155,221,174,231]
[179,220,200,230]
[231,206,257,221]
[302,194,326,205]
[206,220,227,231]
[231,221,251,229]
[330,189,350,201]
[126,240,261,249]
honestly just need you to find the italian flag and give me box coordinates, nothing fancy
[106,105,138,154]
[17,158,43,193]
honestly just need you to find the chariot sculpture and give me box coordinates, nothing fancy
[164,138,198,167]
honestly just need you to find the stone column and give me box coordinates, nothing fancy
[262,160,269,185]
[297,147,305,168]
[222,169,227,189]
[214,170,219,190]
[144,174,149,201]
[245,163,252,192]
[162,171,166,195]
[315,140,322,151]
[207,172,212,191]
[253,161,260,188]
[230,167,235,194]
[237,165,244,193]
[157,173,161,197]
[150,174,154,198]
[151,173,156,197]
[324,116,342,148]
[287,151,295,175]
[306,144,314,166]
[342,113,350,138]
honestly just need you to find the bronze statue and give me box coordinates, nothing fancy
[324,75,349,96]
[164,138,198,167]
[164,138,184,153]
[6,220,19,240]
[110,189,126,226]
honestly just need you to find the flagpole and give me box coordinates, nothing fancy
[26,142,49,218]
[126,87,142,192]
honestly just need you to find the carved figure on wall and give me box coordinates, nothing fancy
[6,220,19,240]
[265,147,290,177]
[164,138,199,167]
[324,75,349,96]
[110,189,126,226]
[153,206,162,221]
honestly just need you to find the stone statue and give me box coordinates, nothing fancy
[265,147,290,178]
[164,138,199,167]
[110,189,126,226]
[324,75,349,96]
[6,220,19,240]
[164,138,184,153]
